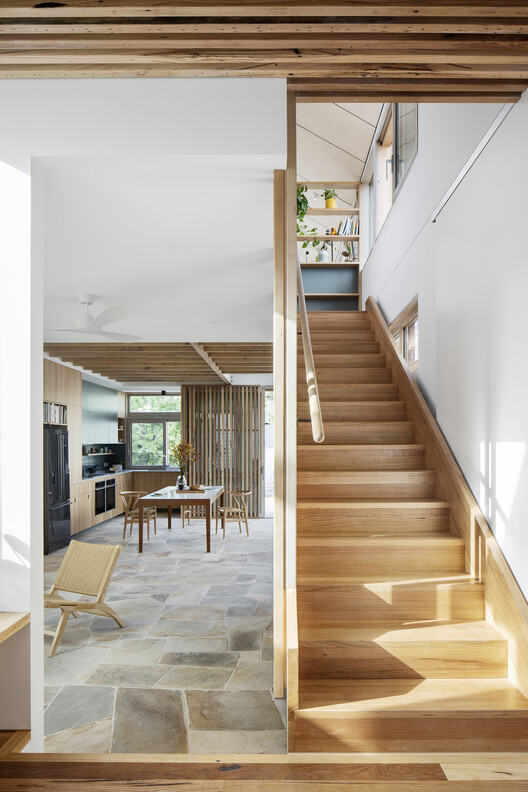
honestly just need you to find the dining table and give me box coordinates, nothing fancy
[137,485,225,553]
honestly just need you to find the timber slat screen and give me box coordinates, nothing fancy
[2,2,528,101]
[182,385,264,518]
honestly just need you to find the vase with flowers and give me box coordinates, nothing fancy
[169,441,200,490]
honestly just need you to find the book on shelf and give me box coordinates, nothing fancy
[43,401,67,425]
[335,217,359,236]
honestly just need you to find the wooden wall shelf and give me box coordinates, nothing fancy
[305,293,359,299]
[305,208,360,216]
[0,613,30,646]
[297,181,360,189]
[301,262,359,269]
[297,235,360,242]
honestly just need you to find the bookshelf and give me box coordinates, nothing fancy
[43,401,67,426]
[297,181,361,312]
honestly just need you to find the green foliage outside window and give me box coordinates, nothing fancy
[129,394,181,412]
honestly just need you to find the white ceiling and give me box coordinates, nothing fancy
[41,155,275,344]
[297,102,382,183]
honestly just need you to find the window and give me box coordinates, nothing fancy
[403,316,419,367]
[389,296,419,373]
[394,103,418,192]
[129,394,181,413]
[127,394,181,468]
[366,103,418,242]
[375,110,393,236]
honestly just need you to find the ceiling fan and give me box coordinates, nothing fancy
[51,294,141,341]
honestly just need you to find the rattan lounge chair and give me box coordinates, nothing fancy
[44,540,125,657]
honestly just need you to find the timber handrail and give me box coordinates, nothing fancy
[297,259,324,444]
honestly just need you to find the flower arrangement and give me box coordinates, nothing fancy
[169,441,199,480]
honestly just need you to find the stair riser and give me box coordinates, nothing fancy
[297,403,406,422]
[299,342,381,354]
[297,422,415,445]
[297,446,425,471]
[301,331,376,342]
[299,641,508,679]
[297,543,464,575]
[297,506,450,535]
[298,354,386,368]
[293,713,528,753]
[297,584,485,622]
[311,368,393,384]
[297,472,436,500]
[297,385,399,402]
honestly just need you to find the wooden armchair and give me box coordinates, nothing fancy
[121,491,157,540]
[44,540,124,657]
[215,490,251,538]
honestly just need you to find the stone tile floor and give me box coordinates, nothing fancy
[43,512,286,753]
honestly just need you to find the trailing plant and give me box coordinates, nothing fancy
[297,185,320,249]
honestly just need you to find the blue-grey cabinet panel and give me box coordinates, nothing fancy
[82,381,119,444]
[302,266,359,295]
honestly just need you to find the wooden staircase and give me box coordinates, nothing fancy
[294,310,528,753]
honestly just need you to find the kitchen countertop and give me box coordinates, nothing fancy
[73,469,181,485]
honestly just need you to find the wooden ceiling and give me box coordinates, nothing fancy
[2,2,528,101]
[44,342,273,384]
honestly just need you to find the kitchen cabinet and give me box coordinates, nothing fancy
[43,359,82,482]
[70,471,174,537]
[82,381,118,444]
[70,481,95,536]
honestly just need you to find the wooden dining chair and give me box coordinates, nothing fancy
[121,491,157,540]
[215,490,251,539]
[44,540,124,657]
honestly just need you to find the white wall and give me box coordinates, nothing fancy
[0,77,287,750]
[362,92,528,601]
[0,78,287,172]
[436,91,528,597]
[0,161,33,732]
[362,102,503,409]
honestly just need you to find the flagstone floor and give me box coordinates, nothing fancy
[43,511,286,754]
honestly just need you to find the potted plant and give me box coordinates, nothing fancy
[322,188,338,209]
[169,441,200,490]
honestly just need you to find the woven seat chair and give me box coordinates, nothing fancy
[215,490,251,538]
[121,490,157,540]
[44,540,124,657]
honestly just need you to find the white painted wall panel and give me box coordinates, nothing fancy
[436,91,528,597]
[0,78,287,172]
[362,103,503,409]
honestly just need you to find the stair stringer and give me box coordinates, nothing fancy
[366,296,528,702]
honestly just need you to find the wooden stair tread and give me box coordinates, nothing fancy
[298,444,423,452]
[297,498,448,509]
[299,620,505,643]
[298,533,463,548]
[297,572,478,585]
[298,470,436,500]
[297,679,528,712]
[297,421,416,445]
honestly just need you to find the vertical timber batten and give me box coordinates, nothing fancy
[273,169,286,698]
[285,93,299,748]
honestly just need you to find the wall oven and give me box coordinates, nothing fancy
[95,478,116,516]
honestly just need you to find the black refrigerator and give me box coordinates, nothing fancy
[44,426,71,555]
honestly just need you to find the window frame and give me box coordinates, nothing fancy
[389,296,419,373]
[393,102,418,196]
[362,103,418,250]
[126,392,182,470]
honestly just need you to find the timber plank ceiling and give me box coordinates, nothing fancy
[44,342,273,385]
[2,2,528,101]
